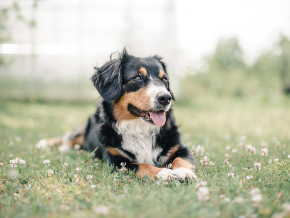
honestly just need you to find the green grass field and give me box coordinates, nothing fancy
[0,98,290,218]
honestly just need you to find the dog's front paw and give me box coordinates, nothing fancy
[156,168,177,180]
[173,167,198,181]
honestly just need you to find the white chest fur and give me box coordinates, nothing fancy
[115,118,162,165]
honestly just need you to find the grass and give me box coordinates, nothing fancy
[0,97,290,218]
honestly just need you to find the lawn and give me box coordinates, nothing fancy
[0,98,290,218]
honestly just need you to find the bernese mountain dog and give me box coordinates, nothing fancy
[37,49,197,181]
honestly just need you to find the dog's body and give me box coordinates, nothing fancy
[37,50,197,181]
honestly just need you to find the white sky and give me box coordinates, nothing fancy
[1,0,290,79]
[176,0,290,61]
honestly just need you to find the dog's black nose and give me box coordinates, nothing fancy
[157,93,172,106]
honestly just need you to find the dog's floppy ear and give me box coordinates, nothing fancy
[92,50,128,101]
[153,55,176,101]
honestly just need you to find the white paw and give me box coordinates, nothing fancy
[36,139,48,149]
[173,167,198,181]
[58,144,72,153]
[156,168,177,180]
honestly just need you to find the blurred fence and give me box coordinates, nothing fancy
[0,0,180,101]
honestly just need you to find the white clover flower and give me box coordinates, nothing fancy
[246,144,256,154]
[277,192,283,199]
[224,153,230,158]
[200,156,209,165]
[274,158,279,162]
[251,194,262,206]
[119,162,127,172]
[9,159,18,167]
[250,187,260,196]
[13,193,20,197]
[19,159,26,165]
[225,146,230,152]
[62,163,68,168]
[46,193,52,199]
[86,175,93,183]
[240,135,247,141]
[47,169,54,176]
[94,205,109,215]
[228,173,235,178]
[224,197,231,202]
[191,146,196,155]
[232,149,238,153]
[195,181,207,190]
[74,174,79,183]
[76,167,81,171]
[254,162,262,170]
[91,184,97,188]
[0,163,3,166]
[10,158,18,164]
[16,136,22,142]
[219,194,226,199]
[251,147,257,154]
[261,148,268,156]
[224,159,230,165]
[287,155,290,159]
[282,203,290,214]
[209,161,215,166]
[234,197,244,203]
[196,187,210,201]
[43,159,50,165]
[196,145,205,155]
[250,187,262,206]
[246,175,253,180]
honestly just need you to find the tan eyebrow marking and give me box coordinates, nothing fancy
[158,70,165,79]
[139,67,147,80]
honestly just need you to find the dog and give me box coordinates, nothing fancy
[37,49,197,181]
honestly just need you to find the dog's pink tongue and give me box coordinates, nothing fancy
[149,111,166,127]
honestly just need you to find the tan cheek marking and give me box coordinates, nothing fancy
[158,70,165,79]
[139,67,147,80]
[171,157,194,170]
[134,163,162,180]
[107,147,122,156]
[113,87,151,121]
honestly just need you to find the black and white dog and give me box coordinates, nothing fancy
[37,49,197,181]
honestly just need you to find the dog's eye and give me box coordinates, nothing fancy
[133,75,142,81]
[162,77,168,82]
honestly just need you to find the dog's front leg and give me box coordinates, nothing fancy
[106,147,176,181]
[133,163,176,181]
[164,145,198,181]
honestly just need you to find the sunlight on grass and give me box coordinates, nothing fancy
[0,100,290,218]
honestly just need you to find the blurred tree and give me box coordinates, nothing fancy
[206,37,245,71]
[0,0,39,65]
[181,36,285,101]
[277,34,290,94]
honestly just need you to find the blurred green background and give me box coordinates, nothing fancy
[0,1,290,103]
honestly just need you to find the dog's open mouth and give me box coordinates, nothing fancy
[128,104,166,127]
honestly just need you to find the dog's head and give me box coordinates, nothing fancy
[92,49,175,127]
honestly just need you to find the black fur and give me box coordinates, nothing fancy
[85,49,195,172]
